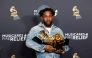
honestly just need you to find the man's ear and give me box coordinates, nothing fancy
[41,16,43,20]
[52,16,54,19]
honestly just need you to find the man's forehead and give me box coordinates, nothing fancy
[44,11,52,16]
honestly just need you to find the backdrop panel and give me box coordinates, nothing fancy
[0,0,92,58]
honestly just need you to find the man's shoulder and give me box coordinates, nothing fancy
[54,26,61,30]
[28,25,40,33]
[54,26,64,33]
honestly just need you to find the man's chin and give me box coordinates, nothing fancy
[45,24,52,27]
[47,22,52,25]
[43,22,52,27]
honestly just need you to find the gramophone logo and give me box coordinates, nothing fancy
[73,53,80,58]
[11,55,15,58]
[10,6,20,20]
[72,6,82,19]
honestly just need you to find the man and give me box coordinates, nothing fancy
[26,5,70,58]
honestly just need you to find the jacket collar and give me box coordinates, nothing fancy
[38,22,57,28]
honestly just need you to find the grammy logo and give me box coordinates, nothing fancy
[11,55,15,58]
[10,6,20,20]
[72,6,82,19]
[73,53,80,58]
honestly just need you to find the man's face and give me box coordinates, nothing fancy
[41,11,54,27]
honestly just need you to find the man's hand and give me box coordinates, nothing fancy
[55,46,65,53]
[44,45,56,52]
[55,49,63,53]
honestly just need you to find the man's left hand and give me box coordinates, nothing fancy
[55,46,65,53]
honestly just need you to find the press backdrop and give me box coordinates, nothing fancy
[0,0,92,58]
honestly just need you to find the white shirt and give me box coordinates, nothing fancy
[45,27,51,34]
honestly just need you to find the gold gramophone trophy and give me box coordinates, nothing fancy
[33,30,69,50]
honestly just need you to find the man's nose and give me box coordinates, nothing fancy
[47,17,50,21]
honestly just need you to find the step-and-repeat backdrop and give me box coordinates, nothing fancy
[0,0,92,58]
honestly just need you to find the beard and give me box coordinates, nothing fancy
[42,21,52,27]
